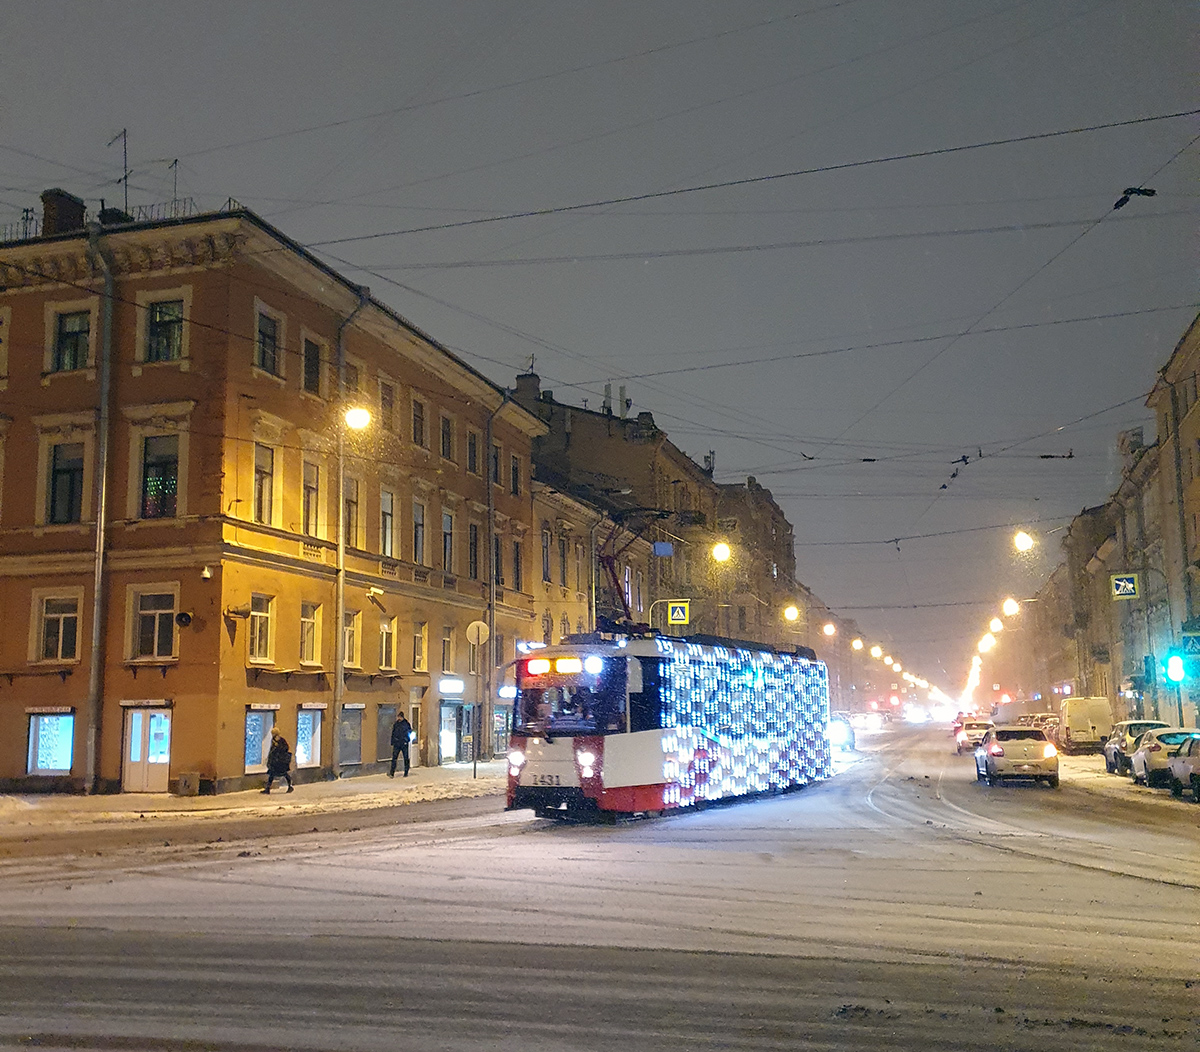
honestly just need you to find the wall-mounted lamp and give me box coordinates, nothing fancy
[200,565,213,580]
[225,603,251,619]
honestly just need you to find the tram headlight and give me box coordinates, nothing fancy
[584,655,604,674]
[575,749,596,778]
[526,658,550,675]
[508,749,526,778]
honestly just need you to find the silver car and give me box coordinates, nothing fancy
[1129,728,1196,788]
[1167,734,1200,800]
[1104,719,1169,774]
[975,726,1059,788]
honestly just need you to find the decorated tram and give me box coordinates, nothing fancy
[505,628,831,818]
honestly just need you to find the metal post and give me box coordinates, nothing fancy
[483,392,510,761]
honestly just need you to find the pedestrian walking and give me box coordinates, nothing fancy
[263,727,294,793]
[389,712,413,777]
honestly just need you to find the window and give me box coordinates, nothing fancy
[343,361,360,394]
[248,594,272,663]
[48,442,84,524]
[441,627,454,673]
[140,434,178,518]
[344,477,360,547]
[541,528,552,582]
[412,398,426,446]
[300,602,320,665]
[623,565,632,609]
[738,605,747,633]
[145,300,183,363]
[380,615,396,669]
[255,311,280,375]
[27,713,75,775]
[343,609,361,667]
[559,536,568,586]
[53,311,89,372]
[442,511,454,572]
[490,444,501,485]
[40,596,79,661]
[468,523,479,580]
[302,338,321,395]
[467,431,479,474]
[635,569,644,613]
[296,710,322,767]
[379,380,395,431]
[413,501,426,565]
[253,444,274,524]
[494,632,505,668]
[244,710,273,773]
[440,416,454,460]
[135,592,176,659]
[493,535,503,585]
[510,455,521,496]
[380,489,395,556]
[302,461,320,536]
[512,540,523,592]
[575,542,584,592]
[413,622,428,671]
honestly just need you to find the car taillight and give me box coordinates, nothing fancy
[989,743,1004,756]
[1043,743,1057,759]
[1147,742,1162,752]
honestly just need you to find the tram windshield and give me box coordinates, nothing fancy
[514,656,627,735]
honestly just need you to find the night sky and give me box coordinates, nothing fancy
[2,0,1195,693]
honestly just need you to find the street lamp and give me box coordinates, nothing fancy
[1002,597,1020,617]
[851,638,863,651]
[822,622,836,637]
[711,542,731,563]
[870,645,883,659]
[989,617,1003,633]
[978,633,996,654]
[1013,530,1035,552]
[783,605,800,622]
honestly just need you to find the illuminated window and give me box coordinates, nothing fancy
[296,710,322,767]
[27,713,74,775]
[140,434,178,519]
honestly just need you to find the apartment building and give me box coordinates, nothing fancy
[0,191,545,793]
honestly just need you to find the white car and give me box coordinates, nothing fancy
[975,726,1059,788]
[1167,733,1200,801]
[1129,728,1196,788]
[955,720,993,755]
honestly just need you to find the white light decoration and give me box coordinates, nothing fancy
[497,685,517,699]
[438,678,465,694]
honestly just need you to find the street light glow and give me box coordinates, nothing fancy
[1002,597,1020,616]
[892,663,902,673]
[344,406,371,430]
[822,622,836,637]
[870,645,883,659]
[989,617,1003,633]
[783,605,800,622]
[1013,530,1035,552]
[978,633,997,653]
[851,638,864,650]
[711,542,731,563]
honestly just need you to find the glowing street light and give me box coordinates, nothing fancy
[851,638,864,651]
[822,622,836,637]
[883,655,892,665]
[978,633,997,654]
[870,645,883,659]
[711,542,731,563]
[1013,530,1035,552]
[989,617,1003,633]
[783,605,800,622]
[344,406,371,430]
[1002,597,1020,617]
[892,663,902,673]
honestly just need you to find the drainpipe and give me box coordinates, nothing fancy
[588,515,602,630]
[330,287,370,778]
[84,224,115,794]
[483,391,511,761]
[1167,379,1194,623]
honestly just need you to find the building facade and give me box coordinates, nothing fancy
[0,192,546,793]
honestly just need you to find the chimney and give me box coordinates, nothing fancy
[619,385,628,419]
[513,372,541,408]
[603,384,613,415]
[41,188,86,236]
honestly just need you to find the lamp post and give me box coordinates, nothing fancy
[710,541,731,635]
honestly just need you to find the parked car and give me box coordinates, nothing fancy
[1129,728,1196,788]
[828,713,855,752]
[1103,719,1169,774]
[1057,696,1112,753]
[975,726,1059,787]
[956,720,993,754]
[1167,733,1200,800]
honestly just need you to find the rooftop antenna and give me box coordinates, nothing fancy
[526,353,536,372]
[169,159,179,213]
[107,128,129,214]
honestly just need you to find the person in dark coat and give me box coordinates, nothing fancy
[263,726,294,793]
[389,712,413,777]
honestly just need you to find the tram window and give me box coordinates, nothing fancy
[515,677,626,734]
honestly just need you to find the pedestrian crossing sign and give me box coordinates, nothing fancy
[667,601,690,625]
[1110,573,1139,600]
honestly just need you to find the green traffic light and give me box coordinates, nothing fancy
[1166,653,1185,683]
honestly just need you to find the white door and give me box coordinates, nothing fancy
[122,708,172,792]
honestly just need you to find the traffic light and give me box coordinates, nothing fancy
[1143,654,1156,686]
[1166,651,1185,683]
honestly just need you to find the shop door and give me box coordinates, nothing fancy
[439,704,457,764]
[458,704,476,762]
[122,708,171,792]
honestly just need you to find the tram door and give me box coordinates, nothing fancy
[122,708,172,792]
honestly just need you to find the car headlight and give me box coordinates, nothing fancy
[828,721,850,746]
[1043,743,1058,759]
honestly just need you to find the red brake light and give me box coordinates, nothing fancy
[988,743,1004,756]
[526,658,550,676]
[1147,742,1161,752]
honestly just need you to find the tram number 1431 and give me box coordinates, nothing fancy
[529,773,562,786]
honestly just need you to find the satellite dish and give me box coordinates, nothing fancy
[466,620,489,646]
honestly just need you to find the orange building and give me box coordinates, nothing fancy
[0,191,545,793]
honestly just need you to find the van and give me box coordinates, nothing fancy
[1057,696,1113,752]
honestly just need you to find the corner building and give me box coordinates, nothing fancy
[0,193,545,793]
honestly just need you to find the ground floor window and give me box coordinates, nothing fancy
[27,712,74,774]
[338,706,363,765]
[244,710,274,772]
[493,705,511,757]
[296,709,322,767]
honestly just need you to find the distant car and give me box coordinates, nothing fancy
[955,720,993,754]
[828,713,855,752]
[1103,720,1169,774]
[1129,728,1197,788]
[1167,734,1200,800]
[849,712,883,732]
[975,726,1059,788]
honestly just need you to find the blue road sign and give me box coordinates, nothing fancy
[667,601,690,625]
[1110,573,1139,600]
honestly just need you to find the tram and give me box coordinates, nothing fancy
[505,628,831,818]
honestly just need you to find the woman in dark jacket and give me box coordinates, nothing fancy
[263,727,294,793]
